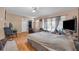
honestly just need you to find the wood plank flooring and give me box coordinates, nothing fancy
[13,32,36,51]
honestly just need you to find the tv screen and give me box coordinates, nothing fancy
[63,19,76,31]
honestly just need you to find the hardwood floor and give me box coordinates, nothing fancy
[13,32,36,51]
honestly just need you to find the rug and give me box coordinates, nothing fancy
[3,40,18,51]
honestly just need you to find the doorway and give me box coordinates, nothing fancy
[22,19,28,32]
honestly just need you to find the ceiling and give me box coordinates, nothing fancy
[5,7,76,18]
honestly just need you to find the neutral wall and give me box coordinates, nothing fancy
[0,8,5,40]
[0,7,24,40]
[6,12,22,33]
[78,8,79,40]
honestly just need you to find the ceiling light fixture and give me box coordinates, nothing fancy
[32,10,36,13]
[32,7,37,13]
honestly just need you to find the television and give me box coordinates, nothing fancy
[63,18,77,31]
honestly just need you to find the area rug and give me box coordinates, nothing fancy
[3,40,18,51]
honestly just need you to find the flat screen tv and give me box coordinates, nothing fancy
[63,18,77,31]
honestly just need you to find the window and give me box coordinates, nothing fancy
[42,19,47,30]
[42,18,56,32]
[42,19,44,29]
[51,18,56,32]
[42,16,66,32]
[47,18,52,31]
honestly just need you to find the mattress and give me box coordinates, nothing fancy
[28,32,76,51]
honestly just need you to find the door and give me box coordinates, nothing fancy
[22,19,28,32]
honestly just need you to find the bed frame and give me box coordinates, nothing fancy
[28,39,49,51]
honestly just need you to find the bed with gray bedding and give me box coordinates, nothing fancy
[27,32,76,51]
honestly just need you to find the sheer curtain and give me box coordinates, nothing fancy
[42,18,47,30]
[47,18,52,31]
[57,16,66,31]
[41,16,66,32]
[42,19,44,29]
[51,18,56,32]
[55,16,61,32]
[42,17,56,32]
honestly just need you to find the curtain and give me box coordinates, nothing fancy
[55,16,61,32]
[47,18,52,31]
[44,18,47,30]
[57,16,66,32]
[42,19,44,29]
[51,18,56,32]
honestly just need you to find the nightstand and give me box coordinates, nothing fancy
[74,40,79,51]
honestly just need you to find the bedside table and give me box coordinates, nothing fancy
[74,41,79,51]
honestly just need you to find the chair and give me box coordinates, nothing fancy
[4,27,17,40]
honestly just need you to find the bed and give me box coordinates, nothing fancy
[27,32,76,51]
